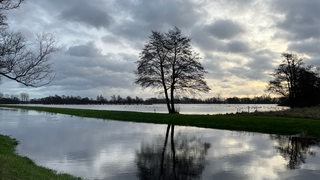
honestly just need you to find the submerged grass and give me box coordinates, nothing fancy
[257,105,320,119]
[0,134,79,180]
[1,105,320,137]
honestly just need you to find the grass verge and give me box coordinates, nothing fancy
[0,134,79,180]
[1,105,320,137]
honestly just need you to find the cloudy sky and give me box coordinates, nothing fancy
[1,0,320,99]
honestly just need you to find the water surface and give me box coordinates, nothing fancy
[22,103,286,114]
[0,108,319,179]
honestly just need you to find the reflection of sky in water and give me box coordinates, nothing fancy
[0,108,319,179]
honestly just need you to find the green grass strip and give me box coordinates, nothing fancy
[2,105,320,137]
[0,134,79,180]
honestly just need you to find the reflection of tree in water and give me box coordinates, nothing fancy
[136,124,210,180]
[271,134,320,169]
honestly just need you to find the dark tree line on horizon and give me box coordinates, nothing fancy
[0,93,279,105]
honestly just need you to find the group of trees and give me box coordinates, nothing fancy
[267,53,320,108]
[0,92,28,103]
[144,96,278,104]
[0,94,145,104]
[28,95,141,105]
[0,93,278,105]
[97,94,144,104]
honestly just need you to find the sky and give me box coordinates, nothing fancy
[1,0,320,100]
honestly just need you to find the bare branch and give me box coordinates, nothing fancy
[0,0,24,10]
[0,31,57,87]
[0,0,24,26]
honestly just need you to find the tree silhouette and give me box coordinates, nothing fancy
[136,124,210,180]
[295,67,320,107]
[267,52,320,107]
[0,0,56,87]
[135,27,210,113]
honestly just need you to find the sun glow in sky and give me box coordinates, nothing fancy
[1,0,320,99]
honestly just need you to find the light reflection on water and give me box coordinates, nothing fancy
[0,108,319,180]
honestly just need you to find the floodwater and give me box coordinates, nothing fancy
[21,103,287,114]
[0,107,319,179]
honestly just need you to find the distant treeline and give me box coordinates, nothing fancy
[0,94,279,105]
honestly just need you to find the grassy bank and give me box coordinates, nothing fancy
[0,134,79,180]
[1,105,320,137]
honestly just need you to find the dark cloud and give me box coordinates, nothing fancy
[191,22,248,54]
[131,0,203,28]
[226,40,250,53]
[11,0,113,30]
[273,0,320,40]
[203,49,276,82]
[59,1,113,29]
[244,50,277,80]
[110,21,149,41]
[217,0,254,8]
[192,31,248,54]
[49,43,137,92]
[66,42,102,57]
[308,58,320,67]
[110,0,205,40]
[191,27,224,52]
[206,19,244,40]
[288,39,320,56]
[202,55,227,78]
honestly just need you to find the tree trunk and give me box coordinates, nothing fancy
[164,86,172,113]
[159,124,171,179]
[160,62,172,113]
[170,85,175,114]
[170,125,177,179]
[169,43,177,114]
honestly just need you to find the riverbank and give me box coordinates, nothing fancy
[0,135,79,179]
[1,105,320,137]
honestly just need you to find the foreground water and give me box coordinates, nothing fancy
[0,108,319,179]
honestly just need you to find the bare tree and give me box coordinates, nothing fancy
[136,27,210,113]
[0,0,56,87]
[20,92,29,102]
